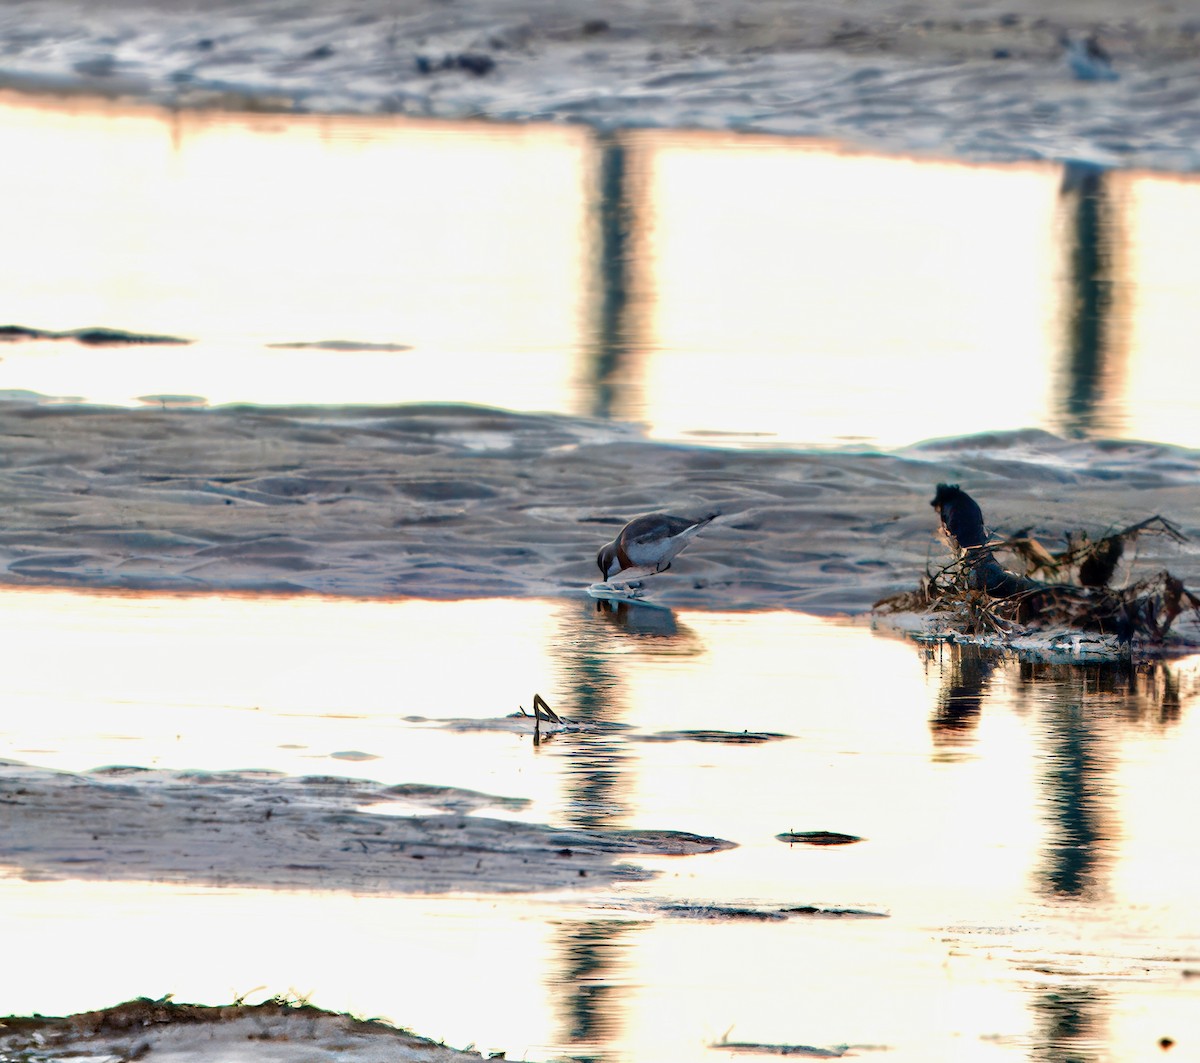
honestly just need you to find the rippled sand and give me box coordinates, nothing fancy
[0,402,1196,614]
[3,0,1200,167]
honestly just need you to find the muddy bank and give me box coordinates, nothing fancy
[0,998,495,1062]
[0,759,732,893]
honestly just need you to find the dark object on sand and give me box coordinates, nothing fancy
[1062,31,1119,82]
[712,1035,855,1056]
[596,511,717,579]
[877,484,1200,648]
[415,52,495,76]
[776,831,863,846]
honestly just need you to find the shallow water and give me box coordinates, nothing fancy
[3,85,1200,1062]
[4,94,1200,450]
[1,588,1198,1061]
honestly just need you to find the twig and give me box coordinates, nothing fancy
[532,693,561,724]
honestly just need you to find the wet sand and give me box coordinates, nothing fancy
[0,760,731,894]
[4,0,1200,167]
[0,402,1196,614]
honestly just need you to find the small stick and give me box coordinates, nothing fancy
[531,693,560,747]
[533,693,561,724]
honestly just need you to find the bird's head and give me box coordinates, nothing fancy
[930,483,988,548]
[930,483,962,515]
[597,543,619,579]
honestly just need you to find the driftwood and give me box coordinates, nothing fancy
[875,484,1200,648]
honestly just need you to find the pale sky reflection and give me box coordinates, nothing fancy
[0,93,586,410]
[0,589,562,809]
[603,612,1042,915]
[1110,170,1200,449]
[630,133,1063,448]
[3,95,1200,449]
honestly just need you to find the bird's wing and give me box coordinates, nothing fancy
[627,515,698,545]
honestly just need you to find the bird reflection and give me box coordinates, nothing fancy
[927,642,998,746]
[594,596,679,636]
[591,597,705,648]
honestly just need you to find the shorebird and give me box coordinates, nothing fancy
[596,512,717,580]
[930,484,988,549]
[1061,32,1118,81]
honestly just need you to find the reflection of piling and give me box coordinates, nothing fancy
[1041,698,1102,896]
[548,598,700,827]
[1056,161,1114,436]
[548,599,632,832]
[551,918,644,1060]
[542,601,703,1058]
[1030,986,1105,1063]
[588,130,633,420]
[542,603,651,1061]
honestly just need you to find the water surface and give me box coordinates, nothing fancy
[0,588,1197,1061]
[4,94,1200,449]
[2,89,1200,1063]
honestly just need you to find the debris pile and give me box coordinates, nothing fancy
[875,484,1200,656]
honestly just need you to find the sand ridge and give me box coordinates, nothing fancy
[0,402,1196,614]
[0,759,734,893]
